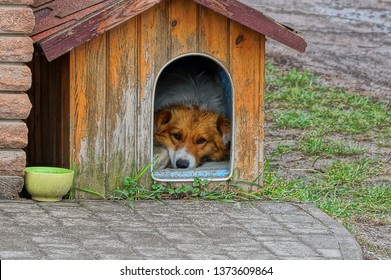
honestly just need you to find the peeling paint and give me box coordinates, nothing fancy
[78,137,88,168]
[144,41,149,63]
[94,120,104,161]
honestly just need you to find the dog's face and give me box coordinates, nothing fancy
[154,105,231,169]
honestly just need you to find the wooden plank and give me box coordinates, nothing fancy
[194,0,306,52]
[138,2,170,183]
[198,5,229,63]
[59,53,70,168]
[39,0,160,61]
[26,51,42,165]
[31,52,50,166]
[45,58,57,164]
[106,18,138,193]
[198,8,231,189]
[258,34,266,182]
[229,21,263,188]
[27,51,70,169]
[169,0,198,56]
[69,34,106,198]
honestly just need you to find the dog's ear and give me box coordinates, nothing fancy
[155,109,172,130]
[217,115,231,145]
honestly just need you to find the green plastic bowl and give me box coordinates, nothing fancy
[24,167,74,202]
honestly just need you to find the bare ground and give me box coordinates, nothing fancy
[245,0,391,259]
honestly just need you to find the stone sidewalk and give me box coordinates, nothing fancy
[0,200,362,259]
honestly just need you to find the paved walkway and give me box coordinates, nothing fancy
[0,200,362,259]
[2,0,382,261]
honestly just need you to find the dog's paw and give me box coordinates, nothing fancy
[153,145,171,169]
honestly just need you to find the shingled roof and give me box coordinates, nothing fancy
[31,0,307,61]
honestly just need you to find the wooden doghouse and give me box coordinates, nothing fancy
[28,0,306,197]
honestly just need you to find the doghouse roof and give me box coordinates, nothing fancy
[31,0,307,62]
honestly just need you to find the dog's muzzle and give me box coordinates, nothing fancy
[169,148,196,169]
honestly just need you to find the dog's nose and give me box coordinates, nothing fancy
[176,159,190,169]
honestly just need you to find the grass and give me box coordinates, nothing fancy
[110,162,262,209]
[110,63,390,220]
[264,63,390,210]
[274,135,367,158]
[106,63,390,257]
[266,65,391,136]
[262,158,389,219]
[263,64,391,258]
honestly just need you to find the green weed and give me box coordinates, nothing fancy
[111,165,267,209]
[70,63,390,257]
[262,157,390,221]
[264,63,390,259]
[76,187,106,199]
[298,136,366,157]
[266,65,391,137]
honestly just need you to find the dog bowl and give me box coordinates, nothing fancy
[24,167,74,202]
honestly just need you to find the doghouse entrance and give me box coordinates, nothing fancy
[152,54,234,182]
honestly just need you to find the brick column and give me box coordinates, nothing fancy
[0,0,34,199]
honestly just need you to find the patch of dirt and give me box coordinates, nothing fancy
[245,0,391,259]
[353,219,391,259]
[265,106,391,261]
[245,0,391,101]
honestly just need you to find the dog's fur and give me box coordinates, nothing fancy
[154,69,231,169]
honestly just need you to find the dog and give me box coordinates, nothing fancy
[154,67,231,169]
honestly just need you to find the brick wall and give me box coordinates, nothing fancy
[0,0,34,198]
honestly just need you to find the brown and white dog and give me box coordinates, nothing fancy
[154,68,231,169]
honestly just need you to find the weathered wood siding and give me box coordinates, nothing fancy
[29,0,265,197]
[106,17,138,191]
[230,22,265,184]
[70,34,107,198]
[27,51,69,169]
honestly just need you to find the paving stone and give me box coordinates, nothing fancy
[318,249,343,259]
[0,200,362,260]
[226,250,278,260]
[262,241,321,258]
[157,226,207,241]
[298,234,340,249]
[285,222,331,234]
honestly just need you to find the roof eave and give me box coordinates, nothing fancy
[34,0,306,62]
[36,0,160,62]
[194,0,307,53]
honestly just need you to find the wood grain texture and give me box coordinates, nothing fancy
[35,0,306,62]
[26,51,69,168]
[138,3,170,182]
[169,0,198,56]
[70,34,106,198]
[106,18,138,192]
[39,0,160,61]
[229,21,263,187]
[194,0,306,52]
[26,52,42,165]
[28,0,268,196]
[258,34,266,183]
[198,5,229,63]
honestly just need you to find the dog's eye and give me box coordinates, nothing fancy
[196,138,206,145]
[172,133,182,141]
